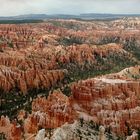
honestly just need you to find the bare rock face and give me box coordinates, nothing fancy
[35,129,46,140]
[0,118,22,140]
[23,67,140,136]
[0,116,10,127]
[51,127,68,140]
[99,126,106,140]
[51,121,103,140]
[12,66,138,138]
[126,131,138,140]
[70,71,140,135]
[9,122,22,140]
[0,23,137,95]
[24,90,77,133]
[0,63,67,93]
[24,114,38,134]
[0,20,140,139]
[0,23,135,94]
[0,116,11,138]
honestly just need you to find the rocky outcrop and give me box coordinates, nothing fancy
[0,22,138,94]
[2,66,140,137]
[0,117,22,140]
[22,66,140,136]
[0,19,140,139]
[24,90,77,133]
[70,75,140,135]
[9,122,22,140]
[99,126,106,140]
[24,69,140,135]
[0,116,10,128]
[35,129,46,140]
[126,131,138,140]
[0,65,67,93]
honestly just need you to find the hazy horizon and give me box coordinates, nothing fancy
[1,13,140,17]
[0,0,140,16]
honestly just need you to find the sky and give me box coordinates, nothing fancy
[0,0,140,16]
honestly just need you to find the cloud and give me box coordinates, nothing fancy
[0,0,140,16]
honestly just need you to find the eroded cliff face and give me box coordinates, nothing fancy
[0,19,140,139]
[71,79,140,135]
[24,90,77,134]
[0,21,139,94]
[1,67,140,139]
[0,39,135,94]
[0,116,22,140]
[21,66,140,136]
[71,66,140,135]
[0,65,67,93]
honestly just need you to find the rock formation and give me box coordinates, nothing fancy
[9,122,22,140]
[0,117,22,140]
[24,90,77,133]
[35,129,46,140]
[99,126,106,140]
[126,131,138,140]
[0,18,140,139]
[71,75,140,135]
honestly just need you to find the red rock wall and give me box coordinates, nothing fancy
[71,78,140,135]
[24,90,77,133]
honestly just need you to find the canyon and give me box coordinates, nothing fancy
[0,17,140,139]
